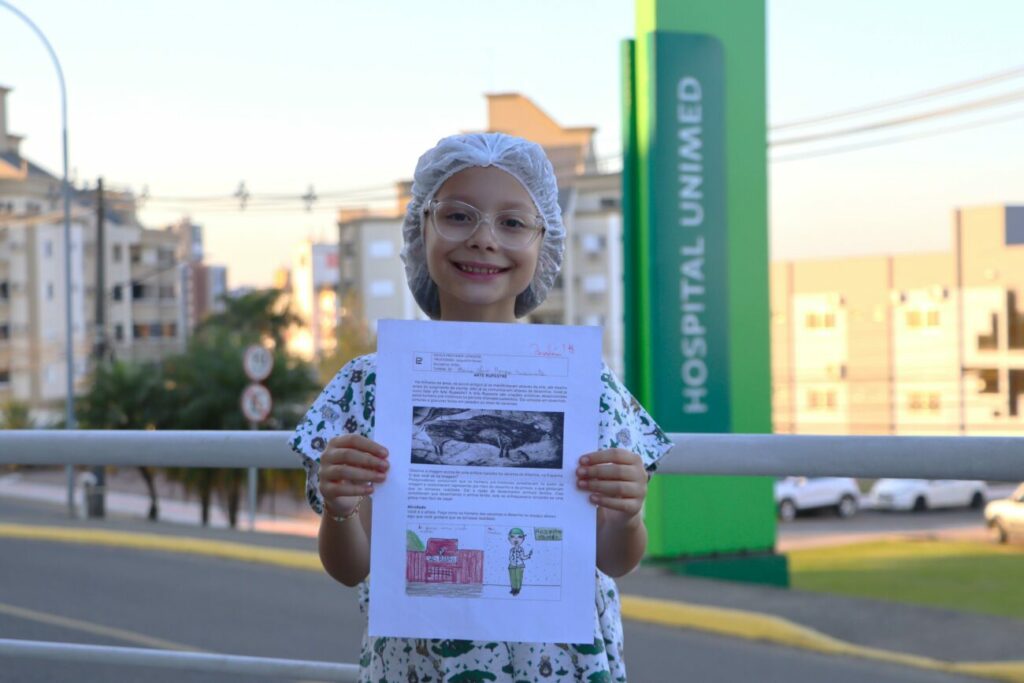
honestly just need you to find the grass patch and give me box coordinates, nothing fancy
[788,539,1024,620]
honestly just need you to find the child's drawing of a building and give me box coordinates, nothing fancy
[407,538,484,585]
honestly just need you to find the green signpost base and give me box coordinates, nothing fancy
[654,552,789,589]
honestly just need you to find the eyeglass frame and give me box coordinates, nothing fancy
[424,199,546,250]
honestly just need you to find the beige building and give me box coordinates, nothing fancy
[282,239,346,361]
[771,205,1024,436]
[335,93,626,374]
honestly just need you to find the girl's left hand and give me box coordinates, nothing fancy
[576,448,648,522]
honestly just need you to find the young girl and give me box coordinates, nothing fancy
[290,133,672,682]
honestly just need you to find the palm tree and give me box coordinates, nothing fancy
[163,289,318,527]
[76,361,167,520]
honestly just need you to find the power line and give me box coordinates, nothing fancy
[770,88,1024,147]
[771,107,1024,163]
[771,64,1024,131]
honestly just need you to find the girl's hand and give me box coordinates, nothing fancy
[576,448,647,523]
[318,434,389,518]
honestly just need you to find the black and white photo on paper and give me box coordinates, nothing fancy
[411,407,564,468]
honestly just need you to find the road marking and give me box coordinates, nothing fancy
[4,523,1023,682]
[0,602,203,652]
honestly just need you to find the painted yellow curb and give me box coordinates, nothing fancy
[620,595,1024,683]
[3,523,1023,682]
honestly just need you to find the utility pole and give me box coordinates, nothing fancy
[86,177,106,518]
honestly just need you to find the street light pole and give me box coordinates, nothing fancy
[0,1,78,515]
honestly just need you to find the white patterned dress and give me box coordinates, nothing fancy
[289,353,673,683]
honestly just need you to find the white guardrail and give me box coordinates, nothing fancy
[1,430,1022,479]
[0,429,1022,680]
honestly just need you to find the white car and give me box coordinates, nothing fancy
[774,477,861,521]
[869,479,988,512]
[985,483,1024,543]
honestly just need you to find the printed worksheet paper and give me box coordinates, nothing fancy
[369,319,601,643]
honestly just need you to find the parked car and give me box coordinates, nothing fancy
[985,483,1024,543]
[868,479,988,512]
[774,477,861,521]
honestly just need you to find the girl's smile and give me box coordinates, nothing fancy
[451,259,511,280]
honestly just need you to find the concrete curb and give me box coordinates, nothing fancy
[3,522,1023,682]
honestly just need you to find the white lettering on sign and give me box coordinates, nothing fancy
[679,238,708,414]
[677,75,708,415]
[677,77,704,229]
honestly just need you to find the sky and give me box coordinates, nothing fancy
[2,0,1024,287]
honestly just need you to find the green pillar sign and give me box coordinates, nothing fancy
[625,0,777,565]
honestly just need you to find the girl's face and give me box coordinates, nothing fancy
[424,166,543,323]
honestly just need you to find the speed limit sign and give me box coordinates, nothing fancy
[241,383,273,423]
[243,345,274,382]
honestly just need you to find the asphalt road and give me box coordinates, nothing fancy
[0,500,985,683]
[777,507,997,550]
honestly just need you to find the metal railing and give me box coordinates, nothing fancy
[1,429,1021,679]
[2,429,1022,479]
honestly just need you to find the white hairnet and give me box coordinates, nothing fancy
[400,132,565,319]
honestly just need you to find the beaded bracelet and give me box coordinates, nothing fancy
[324,497,364,523]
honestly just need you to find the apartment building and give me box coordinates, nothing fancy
[0,86,193,423]
[771,205,1024,436]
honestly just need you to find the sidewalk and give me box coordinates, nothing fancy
[2,471,1023,677]
[0,467,320,537]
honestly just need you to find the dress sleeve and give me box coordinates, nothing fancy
[287,354,377,514]
[596,364,674,472]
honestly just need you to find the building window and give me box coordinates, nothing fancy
[0,368,10,384]
[908,392,941,413]
[112,284,123,301]
[113,244,123,263]
[46,283,54,301]
[159,285,175,300]
[149,323,164,337]
[130,246,142,264]
[907,308,941,329]
[0,324,9,340]
[805,312,837,329]
[165,323,177,337]
[807,390,837,410]
[0,281,8,299]
[133,324,146,339]
[599,197,619,210]
[132,283,146,300]
[581,234,606,254]
[582,275,607,294]
[978,313,998,350]
[158,248,176,266]
[114,324,124,341]
[369,240,394,259]
[369,279,395,297]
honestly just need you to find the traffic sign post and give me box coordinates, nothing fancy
[241,346,274,531]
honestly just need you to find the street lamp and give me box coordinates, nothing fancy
[1,1,78,515]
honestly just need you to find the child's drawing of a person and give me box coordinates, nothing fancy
[507,527,532,596]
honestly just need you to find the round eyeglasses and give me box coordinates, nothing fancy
[426,199,545,250]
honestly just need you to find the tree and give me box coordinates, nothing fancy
[76,361,167,520]
[163,289,318,527]
[317,289,376,385]
[1,400,35,474]
[0,400,33,429]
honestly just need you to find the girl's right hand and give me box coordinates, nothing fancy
[318,434,389,518]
